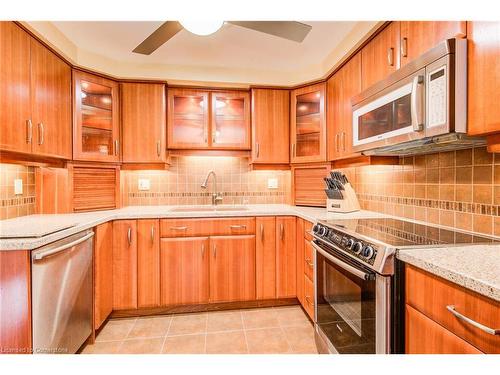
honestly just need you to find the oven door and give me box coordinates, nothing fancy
[352,68,426,152]
[313,241,380,354]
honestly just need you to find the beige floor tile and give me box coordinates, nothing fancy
[119,338,164,354]
[206,331,248,354]
[168,313,207,336]
[81,341,122,354]
[242,308,280,330]
[207,311,243,332]
[128,316,171,339]
[274,306,311,327]
[162,334,206,354]
[96,318,136,342]
[245,328,292,354]
[282,326,317,353]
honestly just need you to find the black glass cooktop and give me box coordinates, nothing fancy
[320,217,499,248]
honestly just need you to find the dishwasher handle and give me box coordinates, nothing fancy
[33,232,94,261]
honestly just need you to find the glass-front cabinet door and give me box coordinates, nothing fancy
[210,91,250,149]
[73,70,120,162]
[291,83,326,163]
[167,89,209,149]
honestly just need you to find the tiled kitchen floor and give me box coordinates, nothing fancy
[82,306,318,354]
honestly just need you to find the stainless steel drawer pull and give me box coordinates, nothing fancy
[230,225,246,229]
[26,119,33,144]
[38,122,44,145]
[446,305,500,336]
[127,227,132,245]
[170,226,188,231]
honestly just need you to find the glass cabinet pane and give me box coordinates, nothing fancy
[171,94,208,146]
[295,91,321,157]
[212,94,248,147]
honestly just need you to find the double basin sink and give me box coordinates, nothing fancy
[169,205,249,213]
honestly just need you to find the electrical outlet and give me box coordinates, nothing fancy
[14,179,23,195]
[267,178,278,189]
[138,179,151,191]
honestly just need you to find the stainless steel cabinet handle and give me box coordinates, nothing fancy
[305,296,313,306]
[150,225,155,244]
[335,133,340,152]
[212,130,216,144]
[127,227,132,245]
[230,225,246,230]
[292,143,296,157]
[114,140,119,156]
[201,243,205,257]
[305,258,313,267]
[256,142,260,158]
[410,75,425,131]
[33,232,94,261]
[170,226,188,231]
[401,37,408,57]
[342,132,346,152]
[26,119,33,144]
[260,223,264,241]
[156,140,161,157]
[280,223,284,240]
[38,122,44,145]
[387,47,394,66]
[446,305,500,336]
[213,245,217,258]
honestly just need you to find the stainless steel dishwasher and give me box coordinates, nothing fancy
[31,230,94,354]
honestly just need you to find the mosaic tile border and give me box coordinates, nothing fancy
[128,191,286,199]
[1,196,36,207]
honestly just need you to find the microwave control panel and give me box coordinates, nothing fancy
[427,65,447,128]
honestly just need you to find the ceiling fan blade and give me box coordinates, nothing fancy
[227,21,312,43]
[132,21,183,55]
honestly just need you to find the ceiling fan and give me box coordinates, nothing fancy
[132,21,312,55]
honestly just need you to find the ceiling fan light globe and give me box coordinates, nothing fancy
[180,20,224,36]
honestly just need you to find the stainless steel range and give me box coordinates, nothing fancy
[311,217,497,354]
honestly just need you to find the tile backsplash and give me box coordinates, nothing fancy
[339,147,500,236]
[122,156,292,206]
[0,164,36,220]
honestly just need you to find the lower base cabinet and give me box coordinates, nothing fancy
[256,217,277,300]
[276,216,297,298]
[94,222,113,329]
[137,219,160,308]
[303,274,315,319]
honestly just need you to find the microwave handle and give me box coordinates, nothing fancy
[411,75,425,131]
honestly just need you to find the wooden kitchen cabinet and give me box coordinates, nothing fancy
[211,91,250,149]
[303,273,315,320]
[94,222,113,330]
[327,52,362,161]
[160,237,209,306]
[209,235,256,302]
[361,22,400,90]
[400,21,466,66]
[112,220,137,310]
[296,218,305,305]
[137,219,160,308]
[276,216,297,298]
[251,89,290,165]
[290,83,327,163]
[73,70,120,162]
[255,217,277,300]
[121,83,166,163]
[0,22,71,159]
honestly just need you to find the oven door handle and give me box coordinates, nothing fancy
[312,241,373,280]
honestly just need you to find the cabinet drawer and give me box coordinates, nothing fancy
[303,274,315,320]
[160,217,255,237]
[406,265,500,353]
[304,239,314,281]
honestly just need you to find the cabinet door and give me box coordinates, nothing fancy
[276,216,297,298]
[0,22,32,154]
[30,38,71,159]
[121,83,166,163]
[167,89,209,149]
[137,219,160,308]
[73,70,120,162]
[296,218,305,305]
[112,220,137,310]
[291,83,326,163]
[160,237,209,306]
[304,273,315,320]
[210,91,251,149]
[256,217,276,300]
[94,222,113,330]
[251,89,290,164]
[400,21,466,66]
[468,21,500,137]
[210,235,256,303]
[361,22,400,90]
[327,71,343,161]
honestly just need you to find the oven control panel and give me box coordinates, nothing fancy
[312,223,378,265]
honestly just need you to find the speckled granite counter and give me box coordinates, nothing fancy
[0,204,387,250]
[397,245,500,302]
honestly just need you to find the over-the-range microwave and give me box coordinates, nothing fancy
[351,38,485,156]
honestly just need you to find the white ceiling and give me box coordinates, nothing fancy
[30,21,377,85]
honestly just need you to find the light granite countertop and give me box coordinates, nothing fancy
[397,245,500,302]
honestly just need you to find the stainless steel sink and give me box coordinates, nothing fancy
[169,206,248,212]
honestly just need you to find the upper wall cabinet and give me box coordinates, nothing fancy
[0,22,71,159]
[73,70,120,162]
[121,83,166,163]
[251,88,290,165]
[290,83,326,163]
[399,21,466,66]
[167,88,250,150]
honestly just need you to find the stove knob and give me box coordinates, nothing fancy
[346,238,355,249]
[318,226,327,236]
[312,224,320,234]
[353,241,363,254]
[362,245,375,259]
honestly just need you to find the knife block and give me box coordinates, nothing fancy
[326,183,360,213]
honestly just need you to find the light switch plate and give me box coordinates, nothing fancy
[14,179,23,195]
[267,178,278,189]
[138,179,151,191]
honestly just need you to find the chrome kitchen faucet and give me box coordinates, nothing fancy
[201,170,223,206]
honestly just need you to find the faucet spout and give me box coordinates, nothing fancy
[201,170,223,206]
